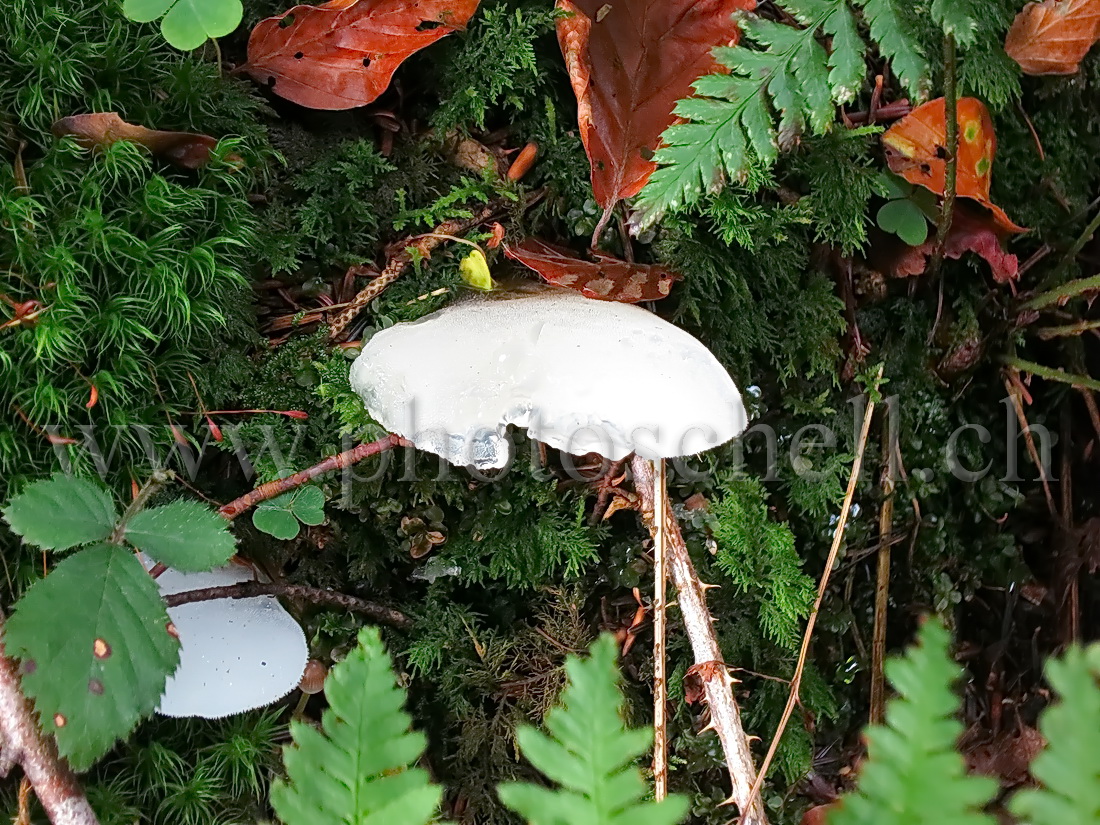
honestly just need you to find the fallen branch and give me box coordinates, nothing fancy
[631,456,767,825]
[745,379,879,816]
[0,621,98,825]
[164,582,411,630]
[327,206,497,342]
[218,434,407,520]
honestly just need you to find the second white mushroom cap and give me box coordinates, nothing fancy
[350,284,747,469]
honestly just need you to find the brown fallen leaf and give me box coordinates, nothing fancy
[51,113,228,169]
[504,238,680,302]
[684,660,727,705]
[241,0,480,110]
[557,0,753,232]
[881,201,1020,283]
[1005,0,1100,75]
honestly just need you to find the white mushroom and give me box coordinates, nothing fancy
[349,282,765,822]
[350,283,747,469]
[145,558,309,719]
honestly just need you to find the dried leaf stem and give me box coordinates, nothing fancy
[652,458,668,801]
[745,380,879,815]
[164,582,411,629]
[869,426,896,725]
[631,456,767,825]
[218,434,407,520]
[0,622,98,825]
[327,206,496,342]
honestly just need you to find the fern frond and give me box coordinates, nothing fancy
[830,620,997,825]
[930,0,979,48]
[850,0,928,98]
[1010,645,1100,825]
[270,627,443,825]
[498,635,689,825]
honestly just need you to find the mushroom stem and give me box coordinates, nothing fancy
[0,621,99,825]
[652,458,668,801]
[631,456,767,825]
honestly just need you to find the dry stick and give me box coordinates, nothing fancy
[164,582,411,629]
[928,33,959,345]
[745,382,878,816]
[631,457,767,825]
[869,426,896,726]
[0,624,98,825]
[1003,373,1058,518]
[652,458,669,801]
[327,206,497,342]
[218,433,407,520]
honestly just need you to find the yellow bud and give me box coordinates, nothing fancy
[459,248,495,291]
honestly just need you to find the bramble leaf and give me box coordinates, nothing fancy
[5,545,180,770]
[498,635,688,825]
[1,474,117,551]
[270,627,442,825]
[122,0,243,50]
[124,499,236,572]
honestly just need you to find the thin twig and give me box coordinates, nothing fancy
[746,374,880,814]
[1021,273,1100,312]
[218,434,407,520]
[631,456,767,825]
[0,620,99,825]
[1001,355,1100,392]
[163,582,411,629]
[928,34,959,344]
[869,426,896,725]
[327,206,496,342]
[652,458,668,801]
[1003,372,1058,518]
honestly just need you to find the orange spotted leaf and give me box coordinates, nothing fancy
[1005,0,1100,76]
[241,0,480,110]
[557,0,753,220]
[505,239,680,303]
[883,97,1025,234]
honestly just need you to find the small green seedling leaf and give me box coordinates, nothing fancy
[123,0,243,50]
[271,627,442,825]
[1,474,117,551]
[289,486,326,527]
[5,545,180,769]
[499,635,689,825]
[877,199,929,246]
[252,505,300,541]
[124,499,236,572]
[459,248,495,290]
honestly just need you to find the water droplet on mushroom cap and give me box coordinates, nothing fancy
[147,558,308,719]
[350,285,747,469]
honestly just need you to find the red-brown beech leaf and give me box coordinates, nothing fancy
[241,0,480,110]
[52,113,227,169]
[557,0,753,222]
[504,238,680,303]
[1005,0,1100,76]
[885,202,1019,283]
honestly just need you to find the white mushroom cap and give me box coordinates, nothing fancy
[350,284,747,470]
[146,558,309,719]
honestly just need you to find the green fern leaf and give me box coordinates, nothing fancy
[1010,645,1100,825]
[498,635,688,825]
[851,0,929,99]
[930,0,979,49]
[270,627,442,825]
[830,620,997,825]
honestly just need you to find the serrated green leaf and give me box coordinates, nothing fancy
[877,199,929,246]
[1009,645,1100,825]
[252,506,300,541]
[499,635,688,825]
[289,487,326,527]
[5,545,179,769]
[124,499,236,572]
[930,0,978,49]
[823,6,865,103]
[123,0,243,50]
[853,0,929,99]
[2,474,117,551]
[270,627,442,825]
[830,620,997,825]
